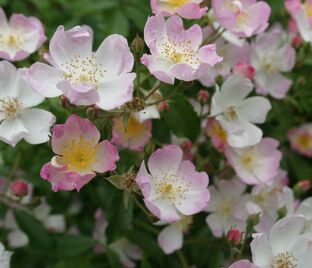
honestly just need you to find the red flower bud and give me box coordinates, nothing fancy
[11,180,29,197]
[298,180,311,191]
[227,228,241,245]
[197,90,209,104]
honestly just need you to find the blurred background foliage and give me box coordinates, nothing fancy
[0,0,312,267]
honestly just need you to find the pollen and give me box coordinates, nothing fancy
[305,1,312,18]
[159,37,201,67]
[61,135,96,172]
[154,169,190,203]
[272,251,297,268]
[61,54,107,86]
[0,97,23,120]
[224,106,238,121]
[236,11,249,26]
[125,115,145,137]
[167,0,188,8]
[296,133,312,150]
[241,149,257,171]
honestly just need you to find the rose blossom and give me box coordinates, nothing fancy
[210,74,271,148]
[0,61,55,147]
[41,114,119,191]
[141,14,222,84]
[150,0,208,19]
[0,8,46,61]
[136,144,210,222]
[212,0,271,37]
[27,25,135,110]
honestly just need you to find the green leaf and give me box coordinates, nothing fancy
[56,234,96,258]
[14,210,54,251]
[163,95,201,141]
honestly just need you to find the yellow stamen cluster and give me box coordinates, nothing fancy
[154,169,190,204]
[296,134,312,150]
[61,54,106,85]
[305,1,312,18]
[241,148,257,171]
[236,11,249,26]
[0,32,23,50]
[272,251,297,268]
[61,135,96,172]
[224,106,238,121]
[0,97,23,120]
[167,0,188,8]
[159,37,200,67]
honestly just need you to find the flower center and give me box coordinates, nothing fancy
[236,11,249,25]
[61,55,107,85]
[0,97,23,120]
[154,171,190,203]
[241,149,257,171]
[159,37,200,67]
[273,251,297,268]
[224,106,238,121]
[305,1,312,17]
[261,56,277,74]
[217,198,234,217]
[127,116,144,135]
[167,0,188,8]
[211,121,228,142]
[62,135,96,172]
[296,133,312,150]
[225,0,242,12]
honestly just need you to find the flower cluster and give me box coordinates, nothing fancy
[0,1,311,267]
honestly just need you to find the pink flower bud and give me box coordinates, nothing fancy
[233,62,255,80]
[227,228,241,245]
[11,180,29,197]
[298,180,311,191]
[181,140,193,151]
[292,35,302,47]
[159,101,169,112]
[197,90,209,104]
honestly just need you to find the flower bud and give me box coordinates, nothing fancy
[233,62,255,80]
[11,180,29,197]
[131,34,145,54]
[159,101,169,112]
[294,180,311,197]
[292,35,302,48]
[277,206,287,219]
[181,140,193,151]
[227,228,241,245]
[197,90,209,104]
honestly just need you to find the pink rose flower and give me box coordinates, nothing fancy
[0,8,46,61]
[27,26,135,110]
[150,0,207,19]
[136,145,210,222]
[225,138,282,185]
[111,114,152,151]
[288,123,312,158]
[41,114,119,191]
[212,0,271,37]
[141,14,222,84]
[251,26,296,99]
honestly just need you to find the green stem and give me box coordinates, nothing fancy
[176,250,189,268]
[144,80,162,101]
[135,53,141,96]
[133,195,152,218]
[133,219,159,235]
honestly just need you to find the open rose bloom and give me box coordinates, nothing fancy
[285,0,312,43]
[41,114,119,191]
[150,0,208,19]
[142,14,222,84]
[212,0,271,37]
[0,8,46,61]
[0,61,55,147]
[288,123,312,157]
[136,145,210,222]
[27,26,135,110]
